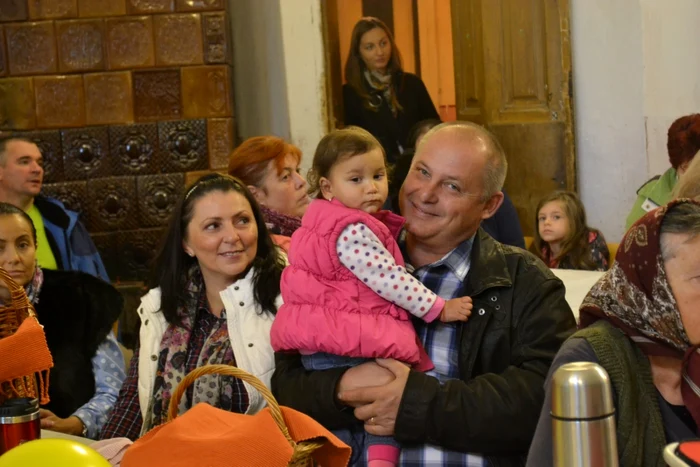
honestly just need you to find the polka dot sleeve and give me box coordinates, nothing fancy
[336,222,444,322]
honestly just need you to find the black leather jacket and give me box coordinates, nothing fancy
[272,229,576,466]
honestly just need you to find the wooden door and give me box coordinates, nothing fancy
[451,0,575,236]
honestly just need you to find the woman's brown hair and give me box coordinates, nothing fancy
[344,17,403,111]
[532,191,604,270]
[228,136,302,189]
[307,126,385,199]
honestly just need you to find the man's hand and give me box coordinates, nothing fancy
[336,361,396,408]
[40,409,84,436]
[338,359,410,436]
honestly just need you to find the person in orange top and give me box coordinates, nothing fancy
[228,137,310,252]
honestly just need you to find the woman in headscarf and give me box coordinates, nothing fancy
[527,198,700,466]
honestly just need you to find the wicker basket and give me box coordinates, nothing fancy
[0,266,44,405]
[167,365,325,466]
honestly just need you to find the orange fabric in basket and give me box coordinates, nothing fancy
[122,402,351,467]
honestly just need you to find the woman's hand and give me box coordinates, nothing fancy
[40,409,85,437]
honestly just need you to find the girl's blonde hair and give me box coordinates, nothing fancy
[307,127,385,199]
[532,191,603,269]
[674,150,700,200]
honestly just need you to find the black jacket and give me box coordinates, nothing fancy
[343,72,439,163]
[36,269,123,418]
[271,229,576,465]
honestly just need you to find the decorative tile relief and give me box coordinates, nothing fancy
[133,69,181,121]
[56,19,105,73]
[105,16,154,70]
[5,21,57,76]
[41,181,87,216]
[154,14,203,66]
[158,119,207,172]
[28,0,78,19]
[0,78,36,129]
[86,176,138,231]
[137,173,184,226]
[92,231,118,277]
[117,228,163,281]
[175,0,223,12]
[78,0,126,17]
[84,72,133,125]
[109,123,159,175]
[126,0,174,14]
[202,12,228,64]
[61,126,110,180]
[0,1,29,22]
[181,65,231,118]
[0,26,6,77]
[22,130,63,182]
[185,169,224,187]
[34,75,85,128]
[206,118,233,169]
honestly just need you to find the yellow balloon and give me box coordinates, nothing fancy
[0,438,110,467]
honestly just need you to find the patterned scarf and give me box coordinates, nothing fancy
[579,198,700,433]
[364,69,400,116]
[25,264,44,305]
[260,205,302,238]
[144,266,236,432]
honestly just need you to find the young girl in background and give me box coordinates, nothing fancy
[270,127,472,467]
[533,191,609,271]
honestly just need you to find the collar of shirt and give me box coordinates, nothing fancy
[398,229,475,282]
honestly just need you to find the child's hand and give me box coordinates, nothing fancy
[441,296,473,322]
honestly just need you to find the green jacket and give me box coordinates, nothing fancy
[625,167,678,229]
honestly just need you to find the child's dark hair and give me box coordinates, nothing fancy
[307,127,385,199]
[151,173,285,326]
[532,191,605,270]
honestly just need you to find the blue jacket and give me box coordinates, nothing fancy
[34,196,109,282]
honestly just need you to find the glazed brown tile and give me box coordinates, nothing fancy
[40,181,87,217]
[61,126,110,181]
[158,119,207,172]
[78,0,126,17]
[86,176,138,231]
[84,72,133,125]
[5,21,57,76]
[181,65,231,119]
[91,231,118,277]
[56,19,105,73]
[21,130,63,182]
[132,69,181,122]
[202,12,228,64]
[137,173,184,226]
[116,228,163,281]
[105,16,154,70]
[0,26,6,77]
[126,0,174,14]
[28,0,77,19]
[175,0,223,12]
[206,117,233,169]
[0,1,28,22]
[154,14,203,66]
[109,123,159,175]
[34,75,85,128]
[0,78,36,130]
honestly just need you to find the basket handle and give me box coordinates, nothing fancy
[166,364,295,446]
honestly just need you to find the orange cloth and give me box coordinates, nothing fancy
[122,403,351,467]
[0,317,53,404]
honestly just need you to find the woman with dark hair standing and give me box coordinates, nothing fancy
[343,17,439,163]
[100,174,286,441]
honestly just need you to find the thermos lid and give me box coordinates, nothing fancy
[0,398,39,418]
[551,362,615,419]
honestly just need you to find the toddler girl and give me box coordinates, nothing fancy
[270,127,472,466]
[533,191,609,271]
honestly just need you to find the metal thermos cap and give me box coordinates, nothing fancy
[551,362,615,419]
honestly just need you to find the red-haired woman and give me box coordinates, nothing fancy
[626,114,700,228]
[343,17,439,163]
[228,136,310,252]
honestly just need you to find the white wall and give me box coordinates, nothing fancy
[229,0,326,171]
[572,0,700,242]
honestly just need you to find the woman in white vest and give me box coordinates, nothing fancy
[100,174,286,441]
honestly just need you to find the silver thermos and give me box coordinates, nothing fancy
[551,362,619,467]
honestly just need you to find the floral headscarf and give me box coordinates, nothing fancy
[579,198,700,431]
